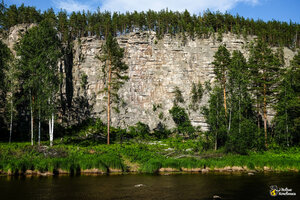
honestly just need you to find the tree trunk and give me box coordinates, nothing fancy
[49,117,51,145]
[31,94,34,146]
[215,132,218,151]
[223,78,227,117]
[285,85,289,147]
[263,83,268,148]
[286,107,289,147]
[238,92,241,135]
[50,112,54,147]
[48,98,54,147]
[38,106,41,146]
[215,93,219,151]
[107,59,112,145]
[9,99,13,143]
[256,94,260,136]
[227,107,231,134]
[49,114,54,147]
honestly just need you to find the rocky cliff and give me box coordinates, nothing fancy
[3,24,296,131]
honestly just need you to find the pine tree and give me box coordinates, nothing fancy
[98,33,128,145]
[226,50,256,153]
[274,51,300,146]
[212,44,231,118]
[248,40,281,148]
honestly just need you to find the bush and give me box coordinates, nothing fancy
[225,119,256,154]
[153,122,171,139]
[128,122,150,139]
[169,105,195,135]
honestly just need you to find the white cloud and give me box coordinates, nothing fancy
[53,0,92,12]
[99,0,259,13]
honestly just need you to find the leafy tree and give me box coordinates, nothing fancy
[98,32,128,145]
[4,53,17,144]
[0,40,10,92]
[202,85,227,150]
[153,122,171,139]
[169,105,194,136]
[15,20,61,146]
[225,50,256,153]
[129,122,150,138]
[0,40,11,140]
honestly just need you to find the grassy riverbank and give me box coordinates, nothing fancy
[0,140,299,175]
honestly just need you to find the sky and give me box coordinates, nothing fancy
[4,0,300,23]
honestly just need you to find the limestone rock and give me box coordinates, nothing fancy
[2,25,297,131]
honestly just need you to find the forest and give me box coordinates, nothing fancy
[0,2,300,175]
[0,2,299,48]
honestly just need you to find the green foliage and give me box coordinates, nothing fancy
[205,48,258,152]
[212,44,231,85]
[169,105,194,135]
[248,39,282,147]
[153,122,171,139]
[1,143,299,174]
[225,119,256,154]
[15,19,61,115]
[248,40,281,106]
[128,122,150,139]
[99,33,128,93]
[273,51,300,146]
[217,28,223,42]
[0,40,12,138]
[224,50,257,153]
[141,158,162,173]
[190,82,203,110]
[173,86,184,104]
[0,40,11,91]
[202,86,227,149]
[152,103,162,112]
[62,118,131,145]
[80,73,88,90]
[0,3,299,48]
[158,112,164,120]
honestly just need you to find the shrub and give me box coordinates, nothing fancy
[169,105,195,135]
[128,122,150,139]
[153,122,171,139]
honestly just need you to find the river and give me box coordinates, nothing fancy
[0,173,299,200]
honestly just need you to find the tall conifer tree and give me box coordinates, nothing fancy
[212,44,231,118]
[98,31,128,145]
[248,40,281,148]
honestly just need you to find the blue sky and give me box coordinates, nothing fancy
[4,0,300,23]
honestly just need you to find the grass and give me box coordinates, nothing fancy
[0,142,299,175]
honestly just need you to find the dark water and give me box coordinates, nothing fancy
[0,173,299,200]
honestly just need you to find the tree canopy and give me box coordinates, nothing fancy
[0,3,299,48]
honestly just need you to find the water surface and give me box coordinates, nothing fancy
[0,173,299,200]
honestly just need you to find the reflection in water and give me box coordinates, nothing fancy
[0,173,299,200]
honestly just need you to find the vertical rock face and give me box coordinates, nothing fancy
[3,25,296,130]
[72,32,253,130]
